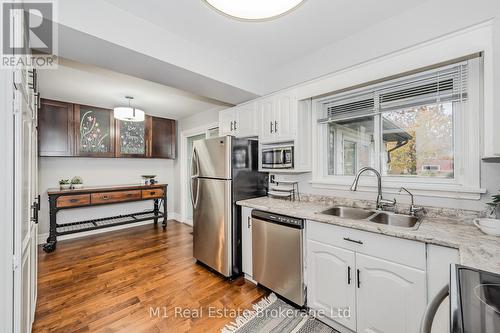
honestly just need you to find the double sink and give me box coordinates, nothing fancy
[317,206,420,228]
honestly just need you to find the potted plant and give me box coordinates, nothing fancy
[487,192,500,219]
[70,176,84,189]
[59,179,70,190]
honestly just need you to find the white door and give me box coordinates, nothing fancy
[307,240,357,331]
[29,96,39,323]
[13,87,38,333]
[219,108,235,136]
[356,253,426,333]
[241,207,253,277]
[258,99,275,142]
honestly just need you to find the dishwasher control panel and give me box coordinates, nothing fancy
[251,210,304,229]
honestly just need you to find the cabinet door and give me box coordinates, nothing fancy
[115,117,149,157]
[219,108,235,136]
[258,99,275,142]
[241,207,253,277]
[38,99,74,156]
[307,240,357,331]
[356,253,426,333]
[234,102,256,138]
[75,104,115,157]
[274,93,296,140]
[151,116,176,159]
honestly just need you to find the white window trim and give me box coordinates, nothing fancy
[311,58,485,200]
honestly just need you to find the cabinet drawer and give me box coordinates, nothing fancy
[142,188,164,199]
[56,194,90,208]
[91,190,141,204]
[307,220,426,270]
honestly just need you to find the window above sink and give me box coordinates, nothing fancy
[312,56,485,200]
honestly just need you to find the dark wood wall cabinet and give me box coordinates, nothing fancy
[39,99,177,159]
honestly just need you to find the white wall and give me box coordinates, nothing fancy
[262,0,500,94]
[38,157,176,238]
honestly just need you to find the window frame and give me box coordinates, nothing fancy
[311,57,485,200]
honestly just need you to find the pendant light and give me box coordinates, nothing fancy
[204,0,306,21]
[113,96,145,122]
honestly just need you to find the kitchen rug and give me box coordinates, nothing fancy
[221,294,338,333]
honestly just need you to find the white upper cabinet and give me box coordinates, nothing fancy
[258,90,298,143]
[236,102,257,138]
[218,102,258,138]
[219,89,312,171]
[218,107,235,136]
[258,98,275,142]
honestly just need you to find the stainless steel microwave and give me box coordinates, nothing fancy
[262,146,294,169]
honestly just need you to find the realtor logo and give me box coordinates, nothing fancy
[1,1,57,68]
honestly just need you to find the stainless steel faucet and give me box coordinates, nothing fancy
[399,187,424,216]
[350,167,396,211]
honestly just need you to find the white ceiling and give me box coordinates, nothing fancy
[38,58,228,120]
[102,0,425,71]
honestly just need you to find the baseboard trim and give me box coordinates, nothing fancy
[171,212,193,226]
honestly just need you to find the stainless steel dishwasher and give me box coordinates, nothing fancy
[252,210,305,306]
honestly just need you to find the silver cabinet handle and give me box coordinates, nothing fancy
[270,121,273,133]
[343,237,363,245]
[230,121,234,131]
[234,121,237,130]
[274,121,278,133]
[247,216,251,228]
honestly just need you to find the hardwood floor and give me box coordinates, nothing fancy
[33,221,267,333]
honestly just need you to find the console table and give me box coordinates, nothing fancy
[43,183,168,253]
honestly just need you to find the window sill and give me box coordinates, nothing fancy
[310,178,486,200]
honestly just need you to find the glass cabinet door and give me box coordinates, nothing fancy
[118,120,146,156]
[75,105,114,157]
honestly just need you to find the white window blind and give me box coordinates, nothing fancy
[319,60,469,123]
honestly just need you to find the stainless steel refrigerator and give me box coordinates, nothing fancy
[191,136,267,277]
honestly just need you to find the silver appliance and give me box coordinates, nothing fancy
[191,136,267,277]
[420,264,500,333]
[261,145,294,169]
[251,210,305,306]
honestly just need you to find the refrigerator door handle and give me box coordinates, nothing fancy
[190,149,200,208]
[191,177,200,209]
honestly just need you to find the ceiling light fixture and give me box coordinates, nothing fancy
[204,0,306,21]
[113,96,145,122]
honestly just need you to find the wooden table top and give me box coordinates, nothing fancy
[47,183,168,195]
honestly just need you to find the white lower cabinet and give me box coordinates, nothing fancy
[306,220,427,333]
[241,207,253,278]
[307,240,357,331]
[355,254,426,333]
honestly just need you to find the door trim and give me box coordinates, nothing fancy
[0,65,15,333]
[179,121,218,225]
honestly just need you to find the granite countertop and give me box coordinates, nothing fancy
[237,196,500,274]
